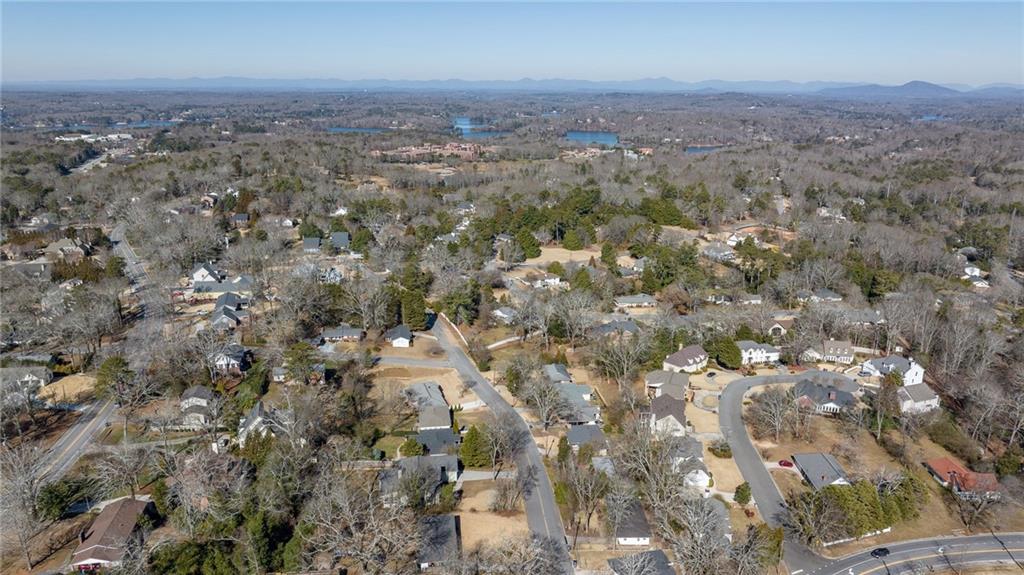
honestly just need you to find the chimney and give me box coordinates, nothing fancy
[829,391,836,400]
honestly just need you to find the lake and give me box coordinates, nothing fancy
[327,127,388,134]
[453,117,510,139]
[685,145,724,154]
[565,131,619,146]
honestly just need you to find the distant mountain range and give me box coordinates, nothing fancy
[5,77,1022,99]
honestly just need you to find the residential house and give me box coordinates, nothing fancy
[860,356,925,386]
[897,383,940,414]
[238,401,277,447]
[793,380,856,414]
[644,370,688,400]
[802,339,855,365]
[210,344,250,375]
[702,242,736,263]
[272,367,287,384]
[608,550,675,575]
[792,452,850,491]
[180,385,216,429]
[330,231,351,252]
[924,458,1000,502]
[797,288,843,304]
[405,381,448,409]
[381,455,460,507]
[210,306,246,331]
[302,237,321,254]
[0,366,52,389]
[646,394,687,437]
[322,323,364,342]
[193,274,256,296]
[215,292,249,311]
[43,237,89,262]
[417,428,460,456]
[542,363,573,385]
[566,424,608,455]
[591,319,640,339]
[231,213,250,228]
[418,515,461,570]
[614,293,658,311]
[555,383,600,425]
[663,345,709,373]
[737,292,763,305]
[520,272,562,289]
[70,498,156,573]
[768,318,795,338]
[385,324,413,348]
[190,262,223,284]
[615,499,652,546]
[492,306,517,325]
[736,341,781,365]
[418,406,453,431]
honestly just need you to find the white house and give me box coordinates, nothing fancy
[860,356,924,386]
[802,339,855,365]
[616,500,652,547]
[897,383,940,414]
[614,294,658,311]
[647,395,687,437]
[180,385,215,429]
[190,262,222,284]
[385,324,413,348]
[736,341,780,365]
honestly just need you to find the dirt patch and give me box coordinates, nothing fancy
[3,409,83,451]
[40,374,96,404]
[525,246,602,266]
[687,407,720,434]
[457,480,529,551]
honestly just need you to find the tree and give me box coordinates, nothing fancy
[519,377,571,430]
[460,425,491,467]
[401,290,428,331]
[96,443,153,500]
[566,458,609,534]
[708,338,742,370]
[562,229,584,251]
[591,332,649,390]
[734,482,752,505]
[553,289,595,349]
[604,480,635,549]
[284,342,321,386]
[0,444,44,569]
[746,386,793,443]
[515,229,541,259]
[97,357,158,440]
[485,413,530,479]
[400,437,424,457]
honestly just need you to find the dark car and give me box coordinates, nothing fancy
[706,372,716,378]
[870,548,890,559]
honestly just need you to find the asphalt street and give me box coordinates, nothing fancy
[430,318,574,574]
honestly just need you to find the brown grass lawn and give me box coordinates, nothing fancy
[39,374,96,404]
[4,409,82,451]
[705,446,745,492]
[457,480,529,551]
[770,468,809,497]
[525,246,602,266]
[687,407,720,434]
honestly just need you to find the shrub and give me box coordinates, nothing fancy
[927,417,981,466]
[709,439,733,458]
[734,482,752,505]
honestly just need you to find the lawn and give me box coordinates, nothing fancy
[457,479,529,551]
[372,435,406,459]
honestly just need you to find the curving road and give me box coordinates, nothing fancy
[430,317,573,573]
[719,372,1024,575]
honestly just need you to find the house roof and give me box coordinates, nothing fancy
[181,385,215,402]
[543,363,573,383]
[330,231,351,249]
[866,356,914,375]
[405,382,447,408]
[898,383,938,404]
[554,383,593,406]
[664,345,708,368]
[214,291,247,309]
[302,237,321,249]
[71,498,152,566]
[0,366,51,384]
[592,320,640,337]
[418,405,452,430]
[385,324,413,341]
[821,339,854,356]
[418,515,460,565]
[615,294,657,306]
[644,370,689,400]
[417,428,460,455]
[616,499,651,538]
[608,550,674,575]
[650,394,686,426]
[794,380,856,409]
[566,424,607,449]
[322,324,362,339]
[736,340,779,354]
[925,458,1000,493]
[792,452,848,490]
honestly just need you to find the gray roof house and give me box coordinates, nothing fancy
[543,363,573,384]
[418,405,453,431]
[794,380,856,414]
[614,294,658,309]
[615,499,652,545]
[566,424,608,454]
[417,428,461,455]
[663,344,709,373]
[591,319,640,338]
[384,324,413,346]
[608,550,675,575]
[792,452,850,491]
[418,515,460,569]
[330,231,351,251]
[321,323,363,342]
[644,370,688,400]
[555,383,600,425]
[405,381,447,408]
[302,237,321,253]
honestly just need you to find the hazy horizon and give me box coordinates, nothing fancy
[3,2,1022,86]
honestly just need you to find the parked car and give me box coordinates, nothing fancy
[778,460,794,468]
[870,548,890,559]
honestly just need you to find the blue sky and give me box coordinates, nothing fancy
[2,2,1021,85]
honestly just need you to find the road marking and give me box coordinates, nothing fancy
[846,547,1024,575]
[37,400,113,479]
[791,570,804,574]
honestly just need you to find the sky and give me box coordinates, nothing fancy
[2,2,1022,86]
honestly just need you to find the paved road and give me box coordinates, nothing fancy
[719,373,827,573]
[807,532,1024,575]
[719,372,1024,575]
[376,356,450,369]
[430,318,573,573]
[36,226,156,483]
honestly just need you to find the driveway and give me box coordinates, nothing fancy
[431,318,573,573]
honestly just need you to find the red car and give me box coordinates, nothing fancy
[778,460,794,468]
